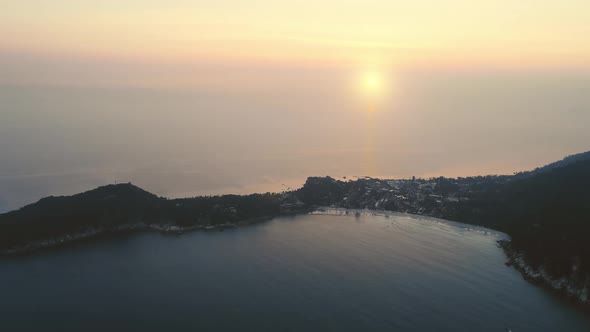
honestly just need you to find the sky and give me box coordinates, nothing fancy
[1,1,590,211]
[2,1,590,66]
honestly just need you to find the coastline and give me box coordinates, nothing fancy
[297,207,590,310]
[0,216,275,256]
[3,203,590,312]
[0,207,492,256]
[311,207,508,238]
[498,239,590,309]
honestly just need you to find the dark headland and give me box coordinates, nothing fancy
[1,151,590,307]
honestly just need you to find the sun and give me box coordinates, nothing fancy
[354,69,391,110]
[366,76,380,88]
[361,72,384,97]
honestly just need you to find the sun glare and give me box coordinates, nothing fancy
[364,73,381,92]
[359,71,387,105]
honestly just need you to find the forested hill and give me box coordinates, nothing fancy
[0,184,282,252]
[515,150,590,178]
[456,159,590,276]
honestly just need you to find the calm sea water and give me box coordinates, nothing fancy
[1,212,589,331]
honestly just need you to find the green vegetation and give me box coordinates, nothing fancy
[456,160,590,277]
[0,184,281,251]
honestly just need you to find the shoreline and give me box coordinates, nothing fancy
[0,215,277,256]
[3,205,590,311]
[311,207,509,238]
[498,239,590,310]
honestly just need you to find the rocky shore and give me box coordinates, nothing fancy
[0,215,285,256]
[0,222,234,256]
[499,240,590,308]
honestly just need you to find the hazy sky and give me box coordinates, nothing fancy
[3,1,590,66]
[1,1,589,211]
